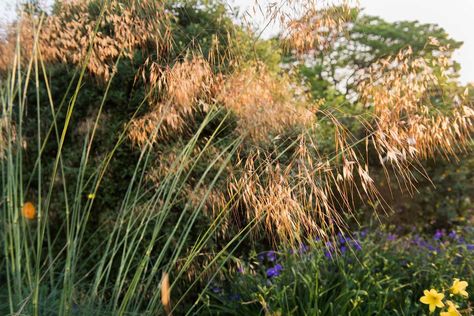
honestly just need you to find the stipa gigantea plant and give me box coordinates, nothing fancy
[207,0,474,247]
[216,63,315,141]
[129,55,218,144]
[283,1,356,54]
[358,45,474,193]
[0,0,173,80]
[76,0,368,248]
[127,29,473,250]
[0,46,253,316]
[238,0,356,54]
[0,3,254,315]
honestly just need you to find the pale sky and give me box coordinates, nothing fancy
[1,0,472,83]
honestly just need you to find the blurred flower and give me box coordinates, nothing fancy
[299,243,309,254]
[440,301,461,316]
[22,202,36,220]
[337,232,346,244]
[448,231,457,239]
[420,289,445,313]
[87,193,95,200]
[211,286,222,294]
[324,250,332,259]
[351,240,362,251]
[266,264,283,278]
[450,278,468,297]
[340,245,347,254]
[325,241,334,250]
[466,244,474,251]
[267,251,277,262]
[434,229,444,240]
[259,251,277,262]
[413,235,424,246]
[427,244,436,251]
[387,233,397,241]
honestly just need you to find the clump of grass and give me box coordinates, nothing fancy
[0,2,247,315]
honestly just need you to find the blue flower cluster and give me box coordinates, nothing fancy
[323,232,363,258]
[266,264,283,278]
[408,228,474,253]
[258,250,277,263]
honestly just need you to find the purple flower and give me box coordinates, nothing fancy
[467,244,474,251]
[359,229,368,239]
[433,229,444,240]
[413,235,426,247]
[325,241,334,250]
[211,286,222,294]
[448,230,457,239]
[267,251,277,262]
[351,240,362,251]
[340,245,347,254]
[426,244,437,252]
[258,251,278,262]
[387,233,397,241]
[337,232,346,244]
[299,243,309,254]
[266,264,283,278]
[324,250,333,259]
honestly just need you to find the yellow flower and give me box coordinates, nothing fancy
[87,193,96,200]
[22,202,36,220]
[450,279,468,297]
[440,301,461,316]
[420,289,445,313]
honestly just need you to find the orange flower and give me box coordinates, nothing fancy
[22,202,36,220]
